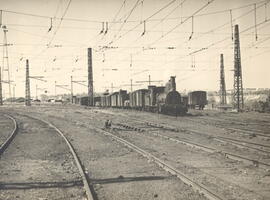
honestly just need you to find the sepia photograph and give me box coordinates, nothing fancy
[0,0,269,199]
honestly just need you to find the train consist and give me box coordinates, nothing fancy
[74,76,207,115]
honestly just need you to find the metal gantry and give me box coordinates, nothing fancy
[219,54,227,105]
[233,25,244,112]
[2,25,12,100]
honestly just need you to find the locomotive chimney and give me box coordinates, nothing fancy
[170,76,176,91]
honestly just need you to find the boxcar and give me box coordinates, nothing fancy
[129,91,137,108]
[79,96,89,106]
[135,89,148,109]
[118,90,129,108]
[110,92,119,107]
[94,97,101,107]
[101,95,107,107]
[105,95,111,107]
[188,91,207,110]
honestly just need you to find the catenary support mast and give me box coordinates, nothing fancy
[220,54,227,105]
[233,24,244,111]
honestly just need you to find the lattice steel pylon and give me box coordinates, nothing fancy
[233,24,244,112]
[219,54,227,105]
[1,25,12,100]
[25,59,31,106]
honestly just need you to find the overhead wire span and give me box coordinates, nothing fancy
[91,0,129,53]
[230,10,233,41]
[189,16,194,40]
[48,0,72,46]
[134,15,270,79]
[104,22,109,34]
[100,22,105,34]
[31,0,72,60]
[111,0,141,41]
[0,10,2,27]
[254,4,258,41]
[1,0,268,24]
[151,0,270,63]
[102,0,177,50]
[48,18,53,32]
[120,0,214,63]
[141,20,146,36]
[110,1,184,57]
[148,0,215,47]
[265,3,268,21]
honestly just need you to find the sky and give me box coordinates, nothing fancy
[0,0,269,98]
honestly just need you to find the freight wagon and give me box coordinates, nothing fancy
[188,91,207,110]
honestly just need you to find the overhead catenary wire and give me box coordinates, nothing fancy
[148,0,215,47]
[254,3,258,41]
[101,0,178,50]
[4,0,270,93]
[47,0,72,46]
[31,0,72,60]
[1,0,268,24]
[230,10,233,41]
[133,0,269,66]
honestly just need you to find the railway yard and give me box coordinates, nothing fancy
[0,104,269,200]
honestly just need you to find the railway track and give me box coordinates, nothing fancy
[26,114,94,200]
[115,121,270,169]
[78,108,270,167]
[12,110,223,200]
[95,127,224,200]
[0,114,18,155]
[4,107,269,199]
[0,113,94,200]
[183,117,270,139]
[96,108,270,152]
[45,109,265,199]
[4,108,217,200]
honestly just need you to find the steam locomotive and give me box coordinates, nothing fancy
[98,76,187,115]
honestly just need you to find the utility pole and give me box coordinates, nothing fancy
[2,25,12,100]
[88,48,94,106]
[130,79,133,92]
[25,59,31,106]
[220,54,227,105]
[0,66,2,105]
[70,76,73,103]
[233,24,244,112]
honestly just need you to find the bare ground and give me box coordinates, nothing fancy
[1,104,270,200]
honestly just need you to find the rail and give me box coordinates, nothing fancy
[19,114,94,200]
[0,114,18,155]
[116,122,270,169]
[98,128,224,200]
